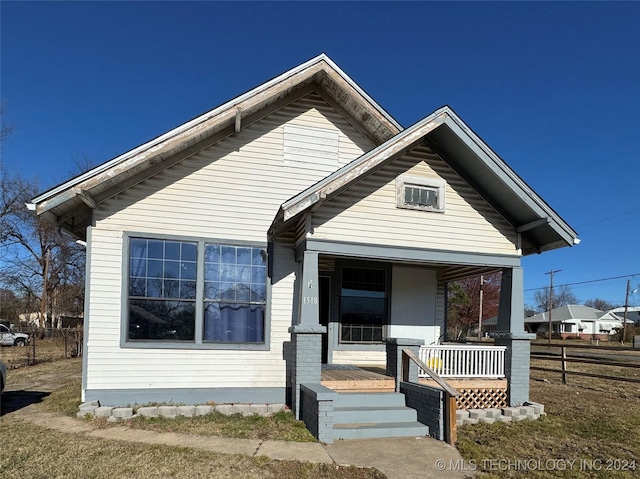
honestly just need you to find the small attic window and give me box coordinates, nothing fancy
[396,175,445,212]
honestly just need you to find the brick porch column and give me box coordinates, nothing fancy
[494,267,535,406]
[386,338,423,391]
[289,250,325,418]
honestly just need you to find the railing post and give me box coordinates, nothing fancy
[445,392,457,445]
[561,346,567,385]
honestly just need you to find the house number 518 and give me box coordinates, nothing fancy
[303,296,318,304]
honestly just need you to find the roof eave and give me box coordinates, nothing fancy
[276,106,579,254]
[31,54,402,213]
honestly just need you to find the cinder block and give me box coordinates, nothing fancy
[479,417,496,424]
[502,407,521,417]
[195,405,213,416]
[520,406,535,416]
[247,404,269,416]
[232,404,256,416]
[78,401,100,417]
[512,415,527,422]
[525,402,545,415]
[177,406,195,417]
[468,409,488,420]
[214,404,235,415]
[94,407,114,418]
[485,408,502,419]
[107,416,120,423]
[267,404,286,414]
[456,409,470,420]
[112,407,133,419]
[495,416,512,423]
[464,418,479,425]
[158,406,177,418]
[137,406,159,418]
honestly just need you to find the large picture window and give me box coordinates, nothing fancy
[126,236,267,345]
[203,244,266,343]
[339,266,387,343]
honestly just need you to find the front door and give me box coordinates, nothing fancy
[319,276,331,364]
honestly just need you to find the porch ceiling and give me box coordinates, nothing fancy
[316,252,503,283]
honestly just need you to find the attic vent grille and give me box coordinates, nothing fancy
[284,125,339,169]
[405,185,438,208]
[396,175,446,213]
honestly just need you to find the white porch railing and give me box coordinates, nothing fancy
[418,344,507,378]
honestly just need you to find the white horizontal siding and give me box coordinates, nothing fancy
[86,92,369,392]
[95,92,373,242]
[85,239,296,390]
[311,147,519,255]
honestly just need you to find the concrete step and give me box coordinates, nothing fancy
[333,421,429,440]
[333,406,418,424]
[334,392,406,408]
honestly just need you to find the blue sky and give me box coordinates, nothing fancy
[1,1,638,307]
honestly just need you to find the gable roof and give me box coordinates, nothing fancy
[269,106,579,255]
[29,54,402,238]
[525,305,622,323]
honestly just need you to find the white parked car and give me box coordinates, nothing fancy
[0,324,30,346]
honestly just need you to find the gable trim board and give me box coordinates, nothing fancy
[271,107,578,255]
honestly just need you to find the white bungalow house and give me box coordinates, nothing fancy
[29,55,578,441]
[522,305,631,340]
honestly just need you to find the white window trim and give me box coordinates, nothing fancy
[396,175,446,213]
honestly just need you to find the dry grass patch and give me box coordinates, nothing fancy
[0,416,384,479]
[456,360,640,478]
[118,409,317,442]
[30,358,316,442]
[4,356,82,386]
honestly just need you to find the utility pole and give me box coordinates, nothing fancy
[621,280,638,345]
[545,270,561,348]
[477,275,485,340]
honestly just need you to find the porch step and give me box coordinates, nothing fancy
[332,392,429,440]
[334,392,406,408]
[334,405,419,424]
[333,421,429,440]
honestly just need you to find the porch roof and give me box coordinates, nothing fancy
[270,107,579,256]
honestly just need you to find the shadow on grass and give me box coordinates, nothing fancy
[1,390,51,415]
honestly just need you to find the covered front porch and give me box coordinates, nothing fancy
[286,238,531,409]
[320,342,510,409]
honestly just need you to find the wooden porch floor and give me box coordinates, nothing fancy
[321,365,395,392]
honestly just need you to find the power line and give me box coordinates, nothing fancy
[524,273,640,292]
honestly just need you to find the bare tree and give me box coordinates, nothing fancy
[447,272,501,338]
[0,169,32,247]
[533,285,577,312]
[1,175,85,330]
[584,298,617,311]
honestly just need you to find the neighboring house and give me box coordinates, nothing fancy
[481,309,536,334]
[609,306,640,326]
[28,55,578,424]
[523,305,631,340]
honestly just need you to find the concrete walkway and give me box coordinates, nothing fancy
[6,404,471,479]
[3,364,471,479]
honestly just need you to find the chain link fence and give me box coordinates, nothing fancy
[0,327,83,369]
